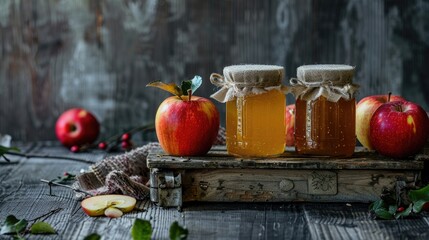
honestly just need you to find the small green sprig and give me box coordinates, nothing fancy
[1,209,61,239]
[51,172,76,184]
[146,75,202,100]
[369,183,429,219]
[0,145,20,162]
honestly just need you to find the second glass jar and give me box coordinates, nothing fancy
[291,64,359,157]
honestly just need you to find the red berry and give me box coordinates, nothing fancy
[121,140,131,150]
[98,142,108,150]
[70,145,79,153]
[121,133,131,141]
[63,172,69,176]
[423,202,429,211]
[397,207,405,212]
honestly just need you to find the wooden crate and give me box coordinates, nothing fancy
[147,146,427,207]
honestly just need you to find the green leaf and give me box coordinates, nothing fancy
[0,145,20,153]
[84,233,101,240]
[146,81,183,97]
[181,80,192,96]
[1,215,28,235]
[131,218,152,240]
[13,234,26,240]
[3,215,20,226]
[369,200,394,220]
[374,208,394,220]
[181,75,202,96]
[369,199,383,211]
[169,221,188,240]
[388,205,397,215]
[395,204,413,219]
[412,200,428,213]
[409,184,429,203]
[30,222,56,234]
[0,145,20,161]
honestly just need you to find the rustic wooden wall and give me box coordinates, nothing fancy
[1,0,428,141]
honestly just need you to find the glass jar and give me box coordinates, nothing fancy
[210,65,286,157]
[290,65,359,157]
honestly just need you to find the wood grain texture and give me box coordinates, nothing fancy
[1,143,429,239]
[1,0,429,141]
[178,169,417,203]
[147,146,427,170]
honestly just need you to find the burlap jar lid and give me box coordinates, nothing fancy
[210,64,286,103]
[290,64,359,102]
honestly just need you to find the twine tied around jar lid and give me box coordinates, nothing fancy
[210,64,288,103]
[289,64,360,102]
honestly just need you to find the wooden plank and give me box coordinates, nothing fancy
[303,203,429,240]
[179,169,416,203]
[0,143,182,240]
[182,202,310,240]
[0,143,36,183]
[147,147,426,170]
[2,143,429,239]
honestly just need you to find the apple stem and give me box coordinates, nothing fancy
[187,89,192,101]
[27,207,63,222]
[387,92,392,103]
[40,179,94,196]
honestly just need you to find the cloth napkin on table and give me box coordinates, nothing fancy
[74,127,226,200]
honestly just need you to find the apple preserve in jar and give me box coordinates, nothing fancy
[290,65,359,157]
[210,65,287,157]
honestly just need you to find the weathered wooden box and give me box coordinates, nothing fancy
[148,146,427,207]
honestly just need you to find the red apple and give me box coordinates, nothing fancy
[369,101,429,158]
[55,108,100,147]
[285,104,295,147]
[155,95,220,156]
[356,94,405,149]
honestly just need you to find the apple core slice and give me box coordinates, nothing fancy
[81,194,136,217]
[104,207,123,218]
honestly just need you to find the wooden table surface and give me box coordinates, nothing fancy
[1,142,429,240]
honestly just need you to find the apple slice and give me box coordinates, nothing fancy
[81,194,136,217]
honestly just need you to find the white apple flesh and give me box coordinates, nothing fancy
[104,207,123,218]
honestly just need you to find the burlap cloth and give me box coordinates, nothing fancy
[74,127,226,200]
[210,64,287,103]
[289,64,359,102]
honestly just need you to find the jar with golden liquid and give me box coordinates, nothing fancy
[210,65,287,157]
[290,65,359,157]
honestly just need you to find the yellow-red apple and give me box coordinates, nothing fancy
[155,95,220,156]
[81,195,136,217]
[285,104,295,147]
[356,94,405,149]
[55,108,100,147]
[370,101,429,158]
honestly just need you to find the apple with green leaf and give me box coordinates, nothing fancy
[147,76,220,156]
